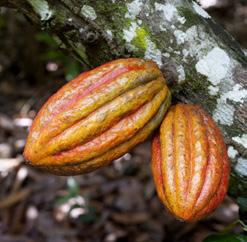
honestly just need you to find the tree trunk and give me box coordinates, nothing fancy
[2,0,247,205]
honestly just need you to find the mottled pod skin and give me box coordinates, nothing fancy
[152,104,230,221]
[24,58,171,176]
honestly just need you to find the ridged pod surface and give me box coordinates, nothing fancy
[152,104,230,221]
[24,58,171,175]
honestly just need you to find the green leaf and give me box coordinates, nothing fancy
[40,50,64,61]
[79,213,97,223]
[203,234,247,242]
[237,197,247,212]
[67,177,80,197]
[55,194,72,205]
[64,61,82,81]
[35,32,58,47]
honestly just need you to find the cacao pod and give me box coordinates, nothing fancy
[24,58,171,176]
[152,104,230,221]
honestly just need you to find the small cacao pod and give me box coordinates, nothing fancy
[24,58,171,175]
[152,104,230,221]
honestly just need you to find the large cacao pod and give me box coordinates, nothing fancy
[152,104,230,221]
[24,58,171,176]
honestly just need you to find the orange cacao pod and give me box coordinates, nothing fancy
[152,104,230,221]
[24,58,171,175]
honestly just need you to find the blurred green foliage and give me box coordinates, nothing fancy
[35,32,83,81]
[0,14,6,29]
[56,177,80,204]
[56,177,97,223]
[204,219,247,242]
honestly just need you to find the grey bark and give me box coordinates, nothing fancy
[1,0,247,205]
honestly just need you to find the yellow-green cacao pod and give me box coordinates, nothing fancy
[24,58,171,175]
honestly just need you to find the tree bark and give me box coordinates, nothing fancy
[2,0,247,204]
